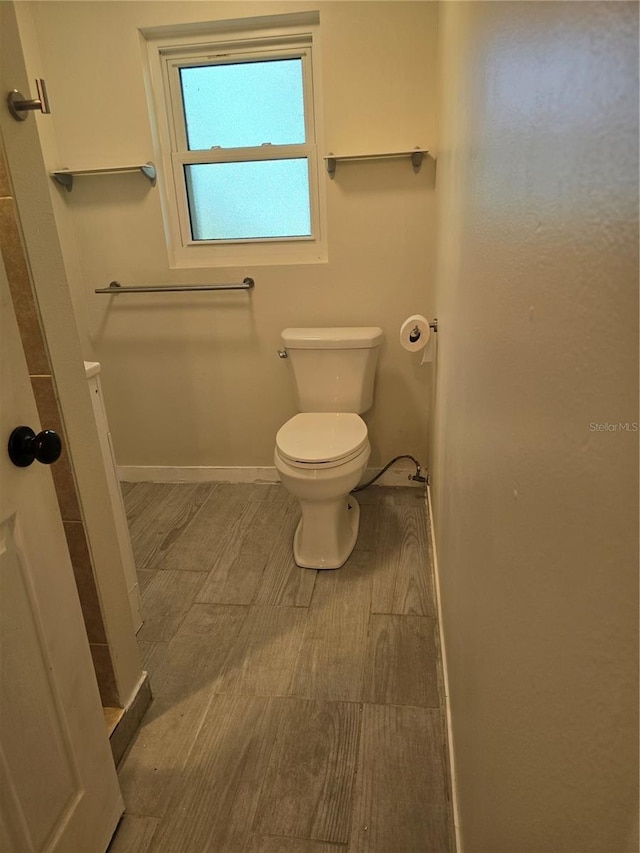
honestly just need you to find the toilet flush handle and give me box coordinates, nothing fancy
[277,348,288,358]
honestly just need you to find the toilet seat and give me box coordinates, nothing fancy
[276,413,368,469]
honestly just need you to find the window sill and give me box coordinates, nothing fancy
[169,241,327,269]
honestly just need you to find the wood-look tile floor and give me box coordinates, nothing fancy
[108,483,454,853]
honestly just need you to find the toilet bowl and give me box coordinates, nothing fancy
[274,326,383,569]
[274,412,371,569]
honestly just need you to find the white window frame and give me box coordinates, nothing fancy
[143,17,327,268]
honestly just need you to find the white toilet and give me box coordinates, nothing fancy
[274,326,384,569]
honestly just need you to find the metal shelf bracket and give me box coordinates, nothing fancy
[51,162,157,192]
[324,147,428,178]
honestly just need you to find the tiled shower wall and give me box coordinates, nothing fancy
[0,142,119,706]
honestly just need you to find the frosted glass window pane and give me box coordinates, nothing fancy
[185,159,311,240]
[180,59,305,150]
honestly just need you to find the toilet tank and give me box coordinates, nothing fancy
[282,327,384,413]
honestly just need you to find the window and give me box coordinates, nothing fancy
[176,55,311,241]
[144,16,326,267]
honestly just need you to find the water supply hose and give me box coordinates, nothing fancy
[351,454,427,493]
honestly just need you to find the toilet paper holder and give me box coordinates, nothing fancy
[409,318,438,342]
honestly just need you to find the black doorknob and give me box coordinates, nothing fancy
[8,426,62,467]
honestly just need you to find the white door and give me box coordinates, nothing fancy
[0,259,123,849]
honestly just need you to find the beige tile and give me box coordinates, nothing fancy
[150,482,214,562]
[137,640,168,681]
[357,485,426,507]
[151,605,248,701]
[363,615,440,707]
[248,483,292,502]
[154,484,258,573]
[107,815,159,853]
[354,502,379,551]
[138,604,247,695]
[117,692,213,818]
[200,497,264,568]
[178,601,249,636]
[148,694,284,853]
[190,497,264,597]
[254,698,361,844]
[356,484,411,506]
[31,376,81,520]
[0,197,50,375]
[216,605,307,697]
[129,483,213,570]
[238,499,292,558]
[196,500,290,604]
[136,568,156,594]
[348,704,453,853]
[90,643,119,706]
[254,509,318,606]
[207,483,289,503]
[63,520,107,643]
[123,482,177,524]
[291,549,372,702]
[118,481,136,497]
[371,505,435,616]
[390,485,427,506]
[351,485,393,505]
[197,551,269,605]
[116,481,453,847]
[232,482,280,501]
[136,570,206,642]
[249,837,344,853]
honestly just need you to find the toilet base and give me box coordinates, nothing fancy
[293,495,360,570]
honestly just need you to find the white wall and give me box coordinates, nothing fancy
[432,2,639,851]
[31,1,437,472]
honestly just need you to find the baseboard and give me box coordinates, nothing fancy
[117,465,280,483]
[109,671,152,767]
[427,483,462,853]
[117,464,424,488]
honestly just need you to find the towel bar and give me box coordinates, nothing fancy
[94,278,255,294]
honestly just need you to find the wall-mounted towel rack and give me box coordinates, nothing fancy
[324,148,428,178]
[94,278,255,294]
[51,162,156,192]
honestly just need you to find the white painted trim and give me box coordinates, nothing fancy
[117,465,280,483]
[427,483,462,852]
[117,464,424,488]
[118,670,150,716]
[142,14,328,268]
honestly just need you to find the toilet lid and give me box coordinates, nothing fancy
[276,413,368,465]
